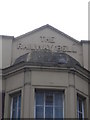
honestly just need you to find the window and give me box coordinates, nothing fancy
[35,90,64,119]
[77,95,85,120]
[10,93,21,119]
[2,92,5,119]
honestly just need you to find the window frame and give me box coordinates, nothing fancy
[35,89,64,119]
[77,94,85,120]
[10,92,21,119]
[2,92,5,119]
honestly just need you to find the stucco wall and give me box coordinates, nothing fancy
[5,72,24,92]
[1,25,90,119]
[3,69,89,118]
[82,42,89,70]
[31,71,68,86]
[2,36,13,69]
[0,36,2,69]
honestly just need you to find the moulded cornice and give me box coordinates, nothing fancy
[2,62,90,81]
[0,35,14,39]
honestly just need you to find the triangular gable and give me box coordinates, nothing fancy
[15,24,80,44]
[13,24,82,66]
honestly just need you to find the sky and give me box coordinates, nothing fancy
[0,0,89,41]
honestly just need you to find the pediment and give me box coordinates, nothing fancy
[13,24,82,65]
[15,24,79,44]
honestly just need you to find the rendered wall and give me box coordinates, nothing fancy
[2,36,13,69]
[3,69,89,118]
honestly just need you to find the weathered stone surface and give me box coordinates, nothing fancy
[14,50,80,67]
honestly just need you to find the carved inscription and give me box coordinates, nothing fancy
[40,36,55,43]
[17,36,77,53]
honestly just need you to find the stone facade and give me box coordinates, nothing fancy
[0,24,90,119]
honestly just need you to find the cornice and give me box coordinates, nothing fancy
[2,62,90,81]
[1,35,14,39]
[81,40,90,44]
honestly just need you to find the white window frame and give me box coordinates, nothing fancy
[10,93,21,119]
[35,90,64,119]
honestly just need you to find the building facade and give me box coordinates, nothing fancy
[0,24,90,119]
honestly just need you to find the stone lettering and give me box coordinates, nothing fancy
[40,36,55,43]
[17,42,77,53]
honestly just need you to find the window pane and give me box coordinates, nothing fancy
[79,113,82,119]
[55,93,63,107]
[18,109,21,118]
[12,110,17,118]
[45,93,53,106]
[36,92,44,105]
[36,106,43,118]
[79,99,82,112]
[35,90,64,119]
[77,95,85,119]
[2,92,5,119]
[18,95,21,108]
[18,95,21,118]
[11,94,21,119]
[55,107,63,118]
[13,96,17,110]
[45,107,53,118]
[12,97,17,118]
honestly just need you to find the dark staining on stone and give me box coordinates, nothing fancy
[14,49,80,67]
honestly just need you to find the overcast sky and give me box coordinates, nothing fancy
[0,0,89,41]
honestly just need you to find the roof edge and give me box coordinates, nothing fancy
[15,24,49,40]
[15,24,80,44]
[2,61,90,80]
[81,40,90,43]
[0,35,14,39]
